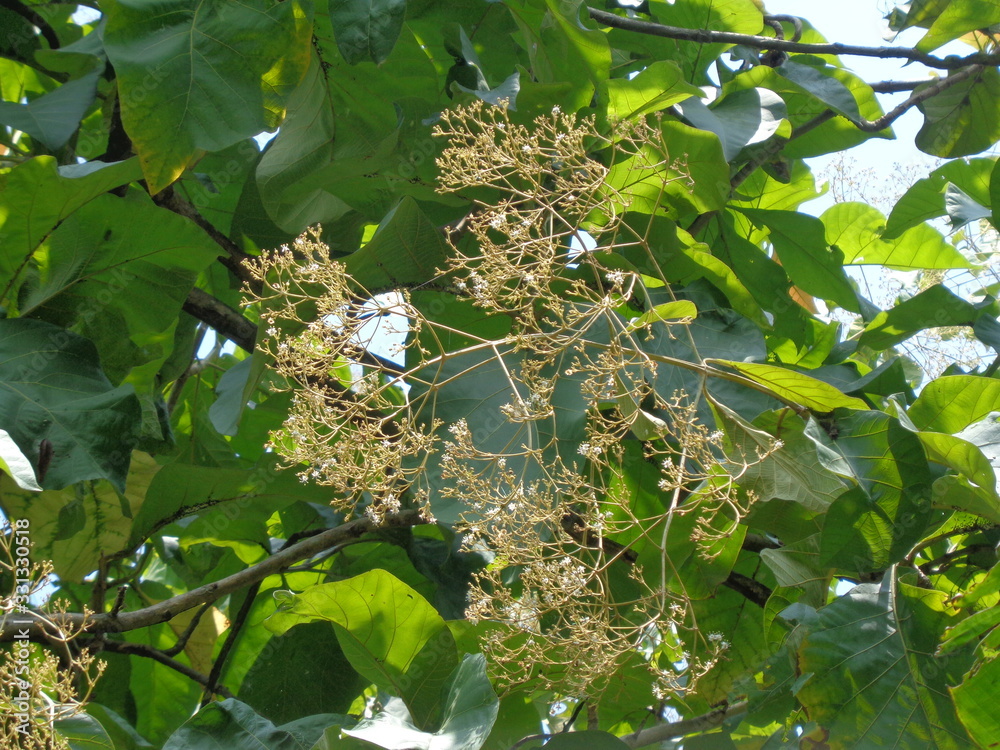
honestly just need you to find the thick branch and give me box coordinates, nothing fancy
[153,187,256,286]
[183,287,257,352]
[0,0,61,50]
[852,65,985,131]
[721,571,771,608]
[587,7,1000,70]
[91,640,235,699]
[2,510,429,641]
[622,701,748,748]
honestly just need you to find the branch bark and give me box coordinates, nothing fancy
[2,510,430,642]
[183,287,257,352]
[90,640,235,699]
[587,7,1000,70]
[621,701,748,748]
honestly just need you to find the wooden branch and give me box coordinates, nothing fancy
[622,701,748,748]
[587,7,1000,70]
[92,640,235,699]
[721,571,771,608]
[1,510,430,641]
[182,287,257,352]
[851,65,985,132]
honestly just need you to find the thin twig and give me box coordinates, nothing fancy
[2,509,430,641]
[587,7,1000,70]
[622,701,749,748]
[91,640,235,699]
[200,582,260,706]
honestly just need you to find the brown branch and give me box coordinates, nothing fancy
[152,187,256,286]
[2,510,430,641]
[721,571,771,608]
[587,7,1000,70]
[200,581,260,707]
[90,640,235,699]
[851,65,985,132]
[870,79,934,93]
[0,0,61,50]
[183,287,257,352]
[742,532,781,554]
[622,701,748,748]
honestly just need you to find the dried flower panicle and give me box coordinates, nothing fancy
[0,526,104,749]
[244,100,784,699]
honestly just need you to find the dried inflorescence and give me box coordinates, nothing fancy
[0,528,104,749]
[246,100,782,698]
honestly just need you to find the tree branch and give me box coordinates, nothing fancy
[622,701,748,748]
[152,187,256,286]
[587,7,1000,70]
[851,65,985,132]
[2,510,430,641]
[0,0,61,50]
[200,581,259,706]
[90,640,235,699]
[721,571,771,608]
[183,287,257,352]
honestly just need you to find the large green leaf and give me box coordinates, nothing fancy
[794,573,974,748]
[343,654,499,750]
[716,405,847,513]
[163,699,339,750]
[817,411,934,572]
[711,361,867,411]
[330,0,407,65]
[0,319,141,492]
[822,202,971,269]
[0,64,100,150]
[102,0,312,193]
[343,197,454,293]
[884,157,995,238]
[601,60,702,122]
[20,193,219,380]
[256,53,341,233]
[265,569,459,731]
[915,0,1000,52]
[907,375,1000,433]
[737,208,860,313]
[915,67,1000,159]
[676,87,788,161]
[857,284,978,351]
[0,157,141,308]
[953,654,1000,746]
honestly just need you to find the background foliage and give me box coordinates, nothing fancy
[2,0,1000,747]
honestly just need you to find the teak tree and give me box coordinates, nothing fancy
[2,0,1000,748]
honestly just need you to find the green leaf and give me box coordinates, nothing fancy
[627,300,697,330]
[0,65,100,150]
[265,569,459,731]
[1,452,159,581]
[256,53,342,233]
[915,0,1000,52]
[944,182,992,228]
[676,87,788,161]
[330,0,407,65]
[530,732,631,749]
[240,622,368,724]
[794,573,974,748]
[908,375,1000,433]
[822,201,971,269]
[344,197,454,293]
[0,428,43,491]
[716,405,847,512]
[0,319,141,492]
[601,60,702,122]
[884,157,994,238]
[711,361,868,411]
[0,157,141,308]
[776,58,861,122]
[55,712,116,750]
[916,67,1000,159]
[737,208,860,313]
[102,0,312,193]
[858,284,977,351]
[163,698,333,750]
[953,655,1000,747]
[343,653,499,750]
[209,357,254,436]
